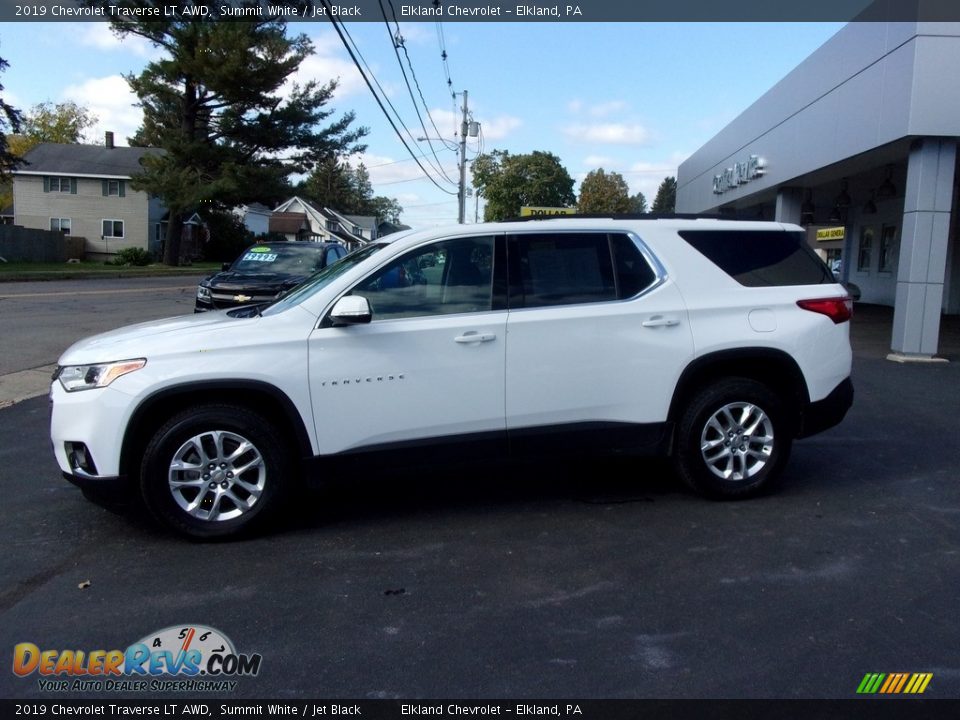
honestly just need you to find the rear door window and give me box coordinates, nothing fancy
[678,229,833,287]
[507,232,657,309]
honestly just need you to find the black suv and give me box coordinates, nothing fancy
[195,241,347,312]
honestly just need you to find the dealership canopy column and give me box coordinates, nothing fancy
[891,139,956,358]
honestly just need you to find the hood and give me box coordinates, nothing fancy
[202,270,307,293]
[57,311,258,366]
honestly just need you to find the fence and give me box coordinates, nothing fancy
[0,226,85,262]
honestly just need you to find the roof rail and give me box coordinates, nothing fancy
[504,212,734,222]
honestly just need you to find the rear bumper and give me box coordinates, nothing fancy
[798,377,853,438]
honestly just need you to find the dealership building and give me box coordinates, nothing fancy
[676,21,960,360]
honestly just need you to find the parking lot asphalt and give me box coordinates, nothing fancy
[1,305,959,701]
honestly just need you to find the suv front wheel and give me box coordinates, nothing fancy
[140,404,291,539]
[674,378,791,498]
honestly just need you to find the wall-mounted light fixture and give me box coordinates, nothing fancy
[876,165,897,200]
[835,178,852,209]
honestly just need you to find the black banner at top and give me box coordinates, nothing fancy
[3,0,960,23]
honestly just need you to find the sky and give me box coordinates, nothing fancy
[0,20,845,228]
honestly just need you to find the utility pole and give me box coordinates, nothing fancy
[458,90,468,224]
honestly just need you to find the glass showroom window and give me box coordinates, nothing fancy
[879,225,897,273]
[857,227,874,272]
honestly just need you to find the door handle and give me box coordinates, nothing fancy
[454,332,496,343]
[641,316,680,328]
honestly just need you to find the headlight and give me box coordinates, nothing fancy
[56,359,146,393]
[197,285,212,300]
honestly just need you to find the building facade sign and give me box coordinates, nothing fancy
[712,155,766,195]
[520,206,577,216]
[816,226,846,241]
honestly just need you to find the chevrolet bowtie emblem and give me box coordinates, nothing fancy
[234,294,252,303]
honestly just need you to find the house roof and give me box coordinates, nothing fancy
[378,220,411,236]
[269,212,309,234]
[14,142,163,179]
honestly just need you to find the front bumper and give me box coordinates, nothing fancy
[798,377,854,438]
[51,382,133,480]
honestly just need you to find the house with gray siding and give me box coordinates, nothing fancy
[12,134,165,261]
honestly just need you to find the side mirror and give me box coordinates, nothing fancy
[330,295,372,326]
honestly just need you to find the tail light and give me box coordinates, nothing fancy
[797,297,853,324]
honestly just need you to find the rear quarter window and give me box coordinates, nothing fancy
[678,229,834,287]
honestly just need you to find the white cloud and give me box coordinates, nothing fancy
[567,99,583,114]
[564,123,652,145]
[61,76,142,146]
[285,32,369,101]
[480,115,522,141]
[423,108,522,143]
[583,155,616,168]
[588,101,627,118]
[78,24,163,60]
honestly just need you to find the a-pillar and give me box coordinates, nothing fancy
[890,138,955,361]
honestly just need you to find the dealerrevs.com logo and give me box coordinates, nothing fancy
[13,625,262,693]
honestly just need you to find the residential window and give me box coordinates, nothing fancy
[879,225,896,273]
[326,220,338,232]
[47,177,73,193]
[102,219,124,238]
[353,225,363,236]
[857,227,874,272]
[102,179,125,197]
[50,218,71,234]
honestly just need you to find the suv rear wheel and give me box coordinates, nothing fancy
[674,378,791,498]
[140,404,291,539]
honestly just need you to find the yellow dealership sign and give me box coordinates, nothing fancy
[816,226,845,241]
[520,207,577,217]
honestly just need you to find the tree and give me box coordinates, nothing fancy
[629,191,648,214]
[0,55,22,182]
[7,101,98,162]
[472,150,575,221]
[299,159,403,223]
[577,168,631,214]
[95,11,368,264]
[651,176,677,214]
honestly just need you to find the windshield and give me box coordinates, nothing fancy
[261,243,387,316]
[230,245,330,275]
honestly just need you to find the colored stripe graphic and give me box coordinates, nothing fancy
[857,673,932,694]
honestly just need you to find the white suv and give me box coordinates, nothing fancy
[50,218,853,539]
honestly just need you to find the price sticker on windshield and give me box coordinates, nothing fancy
[241,252,278,262]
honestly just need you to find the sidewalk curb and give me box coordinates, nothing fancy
[0,365,57,408]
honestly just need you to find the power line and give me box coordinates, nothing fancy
[321,0,457,196]
[379,0,457,184]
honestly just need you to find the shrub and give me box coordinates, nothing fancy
[111,247,153,266]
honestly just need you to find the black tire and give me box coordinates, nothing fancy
[673,378,792,499]
[140,404,292,540]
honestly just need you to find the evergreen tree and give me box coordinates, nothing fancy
[629,191,648,214]
[651,176,677,214]
[92,10,368,264]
